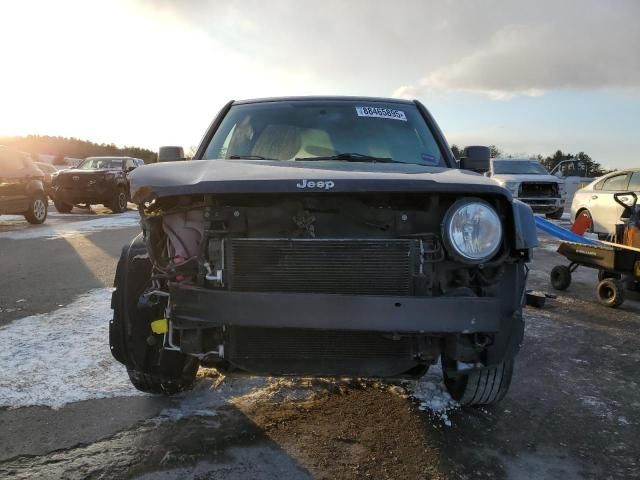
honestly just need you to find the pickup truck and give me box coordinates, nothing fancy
[488,158,564,219]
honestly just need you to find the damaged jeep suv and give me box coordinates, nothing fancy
[110,97,537,405]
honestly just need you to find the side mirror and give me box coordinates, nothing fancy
[459,146,490,173]
[158,146,185,162]
[126,166,136,173]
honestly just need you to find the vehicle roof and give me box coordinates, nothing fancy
[233,96,415,106]
[598,168,640,177]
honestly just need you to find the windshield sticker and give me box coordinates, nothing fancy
[356,106,407,121]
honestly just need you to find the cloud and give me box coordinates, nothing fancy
[395,2,640,99]
[138,0,640,100]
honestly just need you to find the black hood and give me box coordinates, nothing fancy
[130,159,510,203]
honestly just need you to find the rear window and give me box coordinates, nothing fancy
[600,173,631,191]
[628,172,640,191]
[203,101,447,167]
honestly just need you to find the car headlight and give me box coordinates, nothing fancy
[442,199,503,263]
[503,181,520,195]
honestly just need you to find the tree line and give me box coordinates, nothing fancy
[0,135,157,164]
[450,144,607,177]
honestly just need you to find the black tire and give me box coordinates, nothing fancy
[551,265,572,290]
[24,194,48,224]
[597,278,625,308]
[442,355,514,406]
[110,187,128,214]
[545,208,564,220]
[53,199,73,213]
[111,237,199,394]
[598,270,621,282]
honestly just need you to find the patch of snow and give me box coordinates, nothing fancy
[156,373,268,422]
[0,289,143,408]
[617,416,630,425]
[0,211,139,240]
[404,362,458,426]
[155,375,334,423]
[537,241,562,252]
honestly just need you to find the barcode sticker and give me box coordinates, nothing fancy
[355,106,407,121]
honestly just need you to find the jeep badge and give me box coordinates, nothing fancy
[296,179,335,190]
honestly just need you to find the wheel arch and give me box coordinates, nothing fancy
[110,234,151,365]
[25,179,45,196]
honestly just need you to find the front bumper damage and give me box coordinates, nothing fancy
[170,285,502,333]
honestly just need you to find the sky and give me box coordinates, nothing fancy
[1,0,638,169]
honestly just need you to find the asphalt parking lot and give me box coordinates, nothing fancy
[0,208,638,479]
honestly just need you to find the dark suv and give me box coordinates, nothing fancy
[52,156,143,213]
[110,97,537,406]
[0,145,48,224]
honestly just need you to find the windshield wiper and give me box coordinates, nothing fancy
[228,154,272,160]
[295,152,400,163]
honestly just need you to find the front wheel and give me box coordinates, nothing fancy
[24,194,48,224]
[111,237,199,394]
[442,355,514,406]
[53,199,73,213]
[110,188,128,214]
[545,207,564,220]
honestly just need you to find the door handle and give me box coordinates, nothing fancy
[591,195,598,200]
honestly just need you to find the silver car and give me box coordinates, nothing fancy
[571,169,640,236]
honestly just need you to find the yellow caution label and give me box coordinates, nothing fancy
[150,318,168,334]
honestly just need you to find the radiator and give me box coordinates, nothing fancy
[226,238,419,296]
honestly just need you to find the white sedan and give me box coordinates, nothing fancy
[571,169,640,236]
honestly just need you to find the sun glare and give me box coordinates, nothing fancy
[0,1,325,151]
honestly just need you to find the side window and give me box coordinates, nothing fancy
[601,173,631,191]
[629,172,640,191]
[0,151,25,176]
[593,180,604,190]
[125,159,135,171]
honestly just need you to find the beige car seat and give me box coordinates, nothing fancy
[251,125,302,160]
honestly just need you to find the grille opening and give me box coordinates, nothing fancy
[519,182,558,197]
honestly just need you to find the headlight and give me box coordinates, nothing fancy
[503,181,520,195]
[442,199,503,263]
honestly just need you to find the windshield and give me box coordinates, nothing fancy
[493,160,548,175]
[78,158,123,170]
[203,100,447,166]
